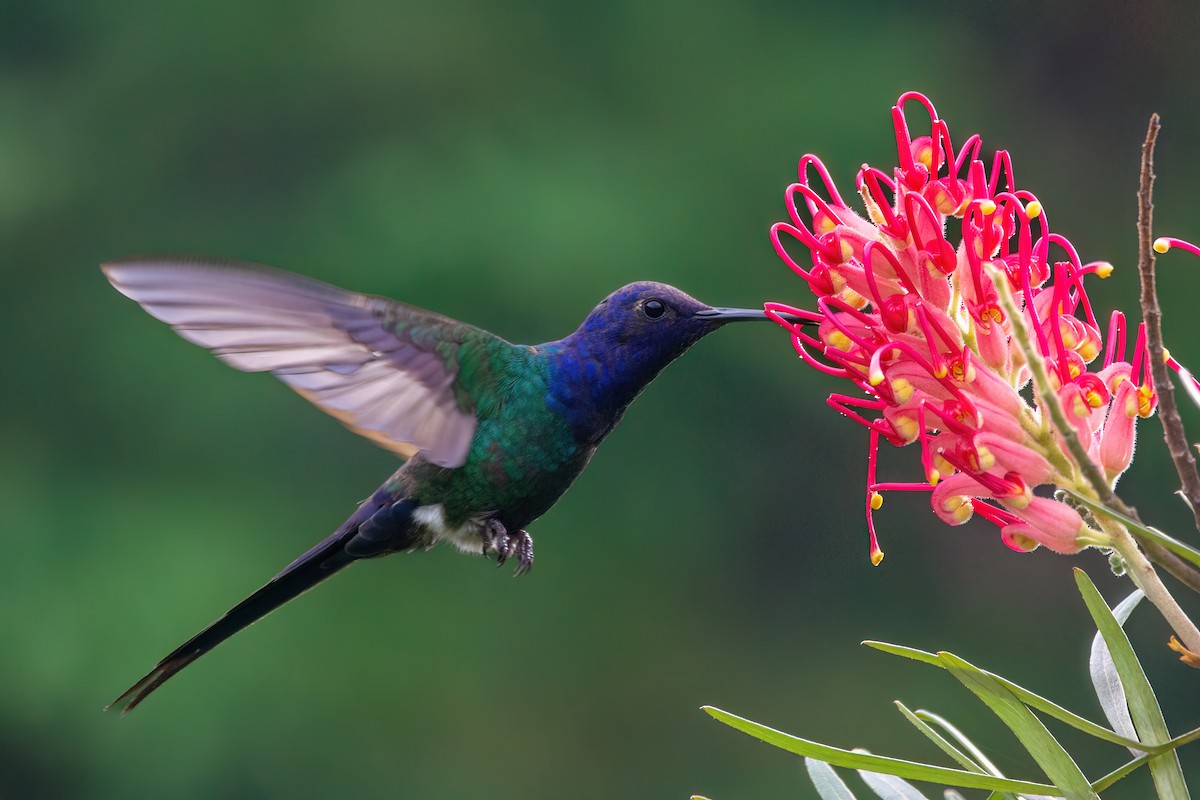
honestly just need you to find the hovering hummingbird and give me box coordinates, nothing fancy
[103,257,793,712]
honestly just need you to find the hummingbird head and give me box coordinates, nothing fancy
[546,281,781,441]
[577,281,770,357]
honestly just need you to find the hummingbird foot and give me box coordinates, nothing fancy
[483,519,534,576]
[511,531,534,577]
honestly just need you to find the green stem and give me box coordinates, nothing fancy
[989,263,1200,656]
[1100,515,1200,657]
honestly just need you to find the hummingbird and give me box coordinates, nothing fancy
[102,256,793,713]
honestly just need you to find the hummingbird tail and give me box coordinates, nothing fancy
[106,536,357,715]
[107,491,411,715]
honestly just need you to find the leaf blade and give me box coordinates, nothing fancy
[1088,589,1144,751]
[863,641,1152,752]
[937,653,1099,800]
[701,706,1061,795]
[856,767,930,800]
[806,758,858,800]
[1074,569,1190,799]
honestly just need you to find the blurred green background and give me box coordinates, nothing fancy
[3,1,1200,797]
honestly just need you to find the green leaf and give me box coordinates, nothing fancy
[913,711,1008,782]
[893,703,987,776]
[937,653,1098,800]
[806,759,858,800]
[856,765,930,799]
[701,706,1061,795]
[1074,569,1190,799]
[864,641,1152,752]
[1061,489,1200,569]
[1092,725,1200,792]
[1088,589,1144,750]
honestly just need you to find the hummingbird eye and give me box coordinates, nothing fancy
[642,298,666,319]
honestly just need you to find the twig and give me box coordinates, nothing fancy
[1136,114,1200,532]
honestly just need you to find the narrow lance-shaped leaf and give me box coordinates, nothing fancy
[937,653,1099,800]
[1089,589,1144,752]
[806,758,858,800]
[864,641,1153,751]
[701,707,1061,795]
[1093,724,1200,793]
[913,710,1010,782]
[893,703,989,777]
[856,762,930,800]
[1074,569,1190,799]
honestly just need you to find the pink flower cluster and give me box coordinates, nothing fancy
[766,92,1158,563]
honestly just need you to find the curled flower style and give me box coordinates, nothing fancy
[766,92,1191,563]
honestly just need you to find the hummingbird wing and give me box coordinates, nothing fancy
[103,257,502,468]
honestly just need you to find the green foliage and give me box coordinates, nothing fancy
[704,571,1198,798]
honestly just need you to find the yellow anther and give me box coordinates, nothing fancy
[933,454,954,478]
[1154,237,1172,254]
[1085,389,1106,409]
[1094,261,1114,279]
[941,495,974,524]
[890,413,919,442]
[1025,200,1042,219]
[825,329,853,352]
[1137,385,1155,417]
[1071,394,1090,418]
[949,360,976,382]
[841,287,869,310]
[815,214,837,234]
[1003,492,1032,511]
[839,239,855,263]
[1007,531,1039,552]
[870,491,884,510]
[978,199,997,215]
[974,445,995,471]
[890,377,915,404]
[929,187,956,215]
[1125,392,1139,418]
[828,269,847,292]
[1077,339,1100,363]
[916,143,934,170]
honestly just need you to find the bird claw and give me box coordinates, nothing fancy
[483,519,533,576]
[512,532,534,577]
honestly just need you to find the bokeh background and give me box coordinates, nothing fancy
[2,1,1200,798]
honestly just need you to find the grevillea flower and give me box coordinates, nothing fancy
[765,92,1188,564]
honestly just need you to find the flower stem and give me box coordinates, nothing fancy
[1100,515,1200,665]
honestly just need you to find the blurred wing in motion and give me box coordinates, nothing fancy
[103,256,499,468]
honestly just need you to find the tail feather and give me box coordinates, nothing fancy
[109,524,361,714]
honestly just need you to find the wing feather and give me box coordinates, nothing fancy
[103,256,505,467]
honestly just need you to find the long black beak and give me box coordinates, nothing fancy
[695,307,808,325]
